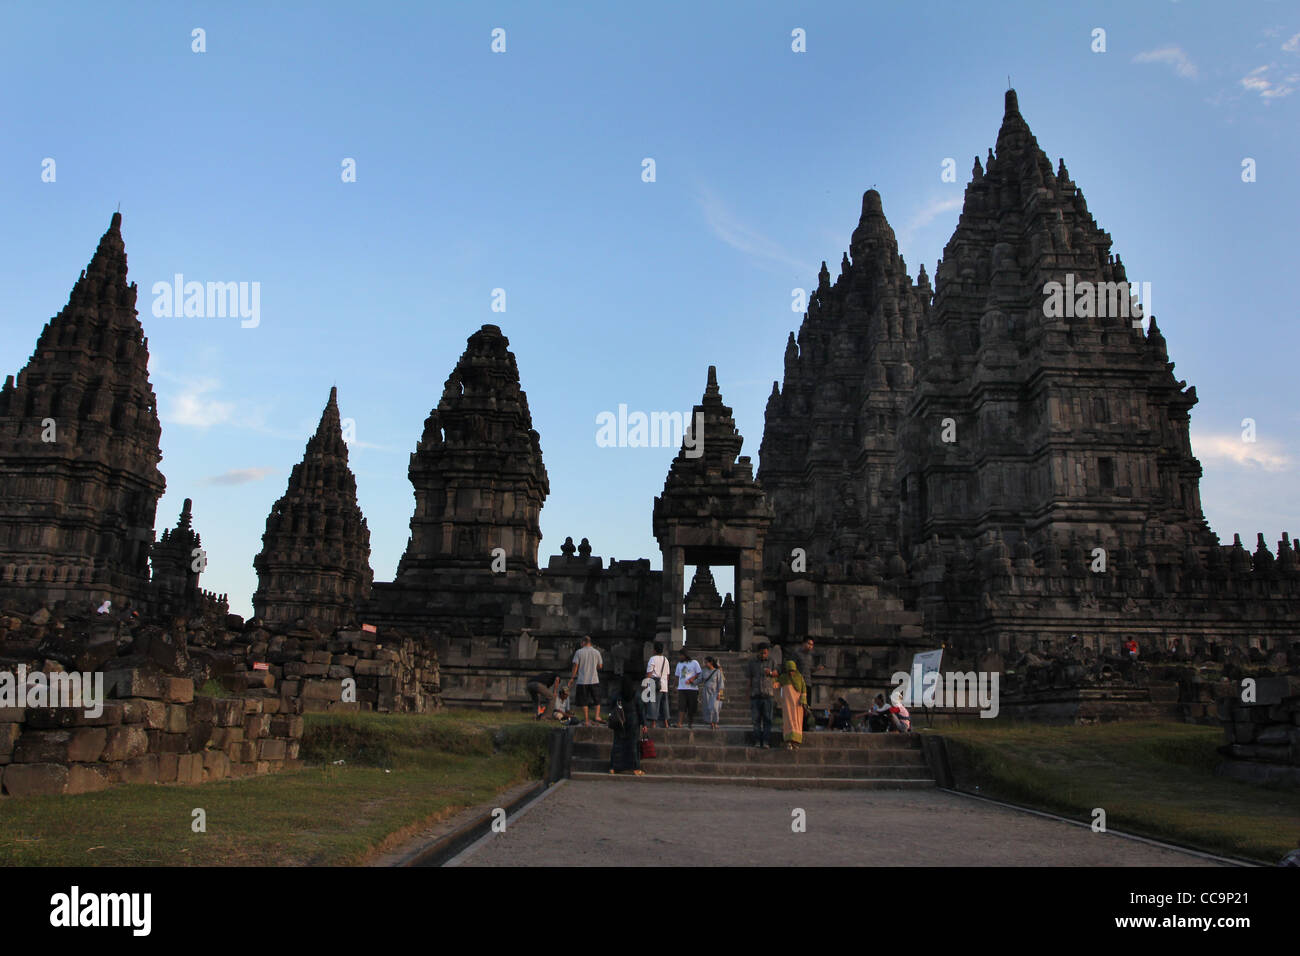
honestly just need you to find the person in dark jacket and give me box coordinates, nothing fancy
[608,673,646,775]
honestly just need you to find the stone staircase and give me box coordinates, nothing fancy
[569,725,935,789]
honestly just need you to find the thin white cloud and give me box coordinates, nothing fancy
[1133,46,1198,79]
[1282,32,1300,53]
[697,187,816,275]
[165,377,234,428]
[1240,65,1297,100]
[204,467,278,486]
[906,196,962,233]
[1195,433,1291,471]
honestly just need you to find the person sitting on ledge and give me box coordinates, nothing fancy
[866,694,891,733]
[829,697,853,731]
[552,688,574,722]
[888,696,912,734]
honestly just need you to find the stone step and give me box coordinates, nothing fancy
[572,757,928,778]
[571,726,922,750]
[571,772,936,790]
[571,743,928,766]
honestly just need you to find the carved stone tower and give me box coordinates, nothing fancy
[654,366,772,650]
[0,213,165,609]
[369,324,549,634]
[252,387,373,628]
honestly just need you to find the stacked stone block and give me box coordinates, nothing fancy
[1217,677,1300,786]
[231,627,440,714]
[0,670,303,798]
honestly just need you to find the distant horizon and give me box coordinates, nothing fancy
[3,2,1296,616]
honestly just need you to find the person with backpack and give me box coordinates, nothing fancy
[608,673,645,775]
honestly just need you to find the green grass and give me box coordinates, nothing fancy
[931,721,1300,863]
[0,709,553,866]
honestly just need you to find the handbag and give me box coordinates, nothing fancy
[639,734,657,758]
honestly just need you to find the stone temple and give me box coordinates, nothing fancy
[1,91,1296,715]
[0,213,224,619]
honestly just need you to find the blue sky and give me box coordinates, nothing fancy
[2,1,1297,616]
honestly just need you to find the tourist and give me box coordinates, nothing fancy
[675,649,702,729]
[829,697,853,731]
[866,694,891,733]
[788,637,824,732]
[746,644,778,748]
[607,674,645,776]
[644,640,672,728]
[697,656,725,730]
[776,659,807,749]
[553,687,573,721]
[525,670,560,720]
[1124,638,1139,660]
[568,635,603,726]
[888,695,911,733]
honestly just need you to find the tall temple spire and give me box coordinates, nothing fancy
[759,183,924,578]
[0,213,165,610]
[899,86,1211,589]
[394,324,549,578]
[252,387,373,628]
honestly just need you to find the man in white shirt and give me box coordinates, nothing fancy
[644,640,671,728]
[675,649,702,729]
[568,635,603,726]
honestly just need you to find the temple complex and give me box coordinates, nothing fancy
[2,92,1296,717]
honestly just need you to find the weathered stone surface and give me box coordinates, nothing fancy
[2,762,68,796]
[163,678,194,703]
[103,725,149,761]
[300,679,343,701]
[0,722,20,757]
[258,738,286,760]
[156,753,179,783]
[269,715,303,738]
[175,753,203,785]
[67,763,114,794]
[105,668,164,700]
[67,727,107,762]
[163,705,188,734]
[120,754,159,784]
[202,750,230,780]
[13,730,72,763]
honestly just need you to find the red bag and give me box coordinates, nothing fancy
[639,736,657,759]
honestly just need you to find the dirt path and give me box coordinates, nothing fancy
[452,781,1226,867]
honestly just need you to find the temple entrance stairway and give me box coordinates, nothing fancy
[568,724,935,789]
